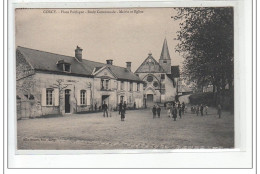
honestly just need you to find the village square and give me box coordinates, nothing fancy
[16,8,234,149]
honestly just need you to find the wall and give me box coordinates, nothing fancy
[17,72,93,118]
[136,72,176,103]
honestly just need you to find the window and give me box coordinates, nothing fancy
[121,81,124,90]
[46,89,53,106]
[163,60,167,63]
[105,80,109,90]
[130,82,133,91]
[161,83,165,89]
[153,81,159,88]
[147,75,153,82]
[137,83,140,91]
[101,79,110,90]
[80,90,86,105]
[143,82,147,88]
[161,74,165,80]
[24,94,34,100]
[64,64,71,72]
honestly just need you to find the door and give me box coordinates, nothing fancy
[120,96,124,103]
[102,95,109,105]
[147,94,154,107]
[65,89,70,113]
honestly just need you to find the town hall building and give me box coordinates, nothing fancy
[16,46,144,119]
[135,38,180,106]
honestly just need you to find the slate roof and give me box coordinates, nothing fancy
[160,38,171,60]
[17,46,142,82]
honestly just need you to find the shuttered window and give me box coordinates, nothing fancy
[46,88,54,106]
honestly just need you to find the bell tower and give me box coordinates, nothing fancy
[159,38,171,74]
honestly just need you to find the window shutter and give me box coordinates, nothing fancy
[54,88,59,106]
[86,90,91,105]
[118,81,121,90]
[77,89,81,106]
[109,80,111,90]
[41,88,46,106]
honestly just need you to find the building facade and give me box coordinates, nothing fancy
[16,46,144,118]
[135,39,180,106]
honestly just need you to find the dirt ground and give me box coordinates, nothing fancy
[17,106,234,150]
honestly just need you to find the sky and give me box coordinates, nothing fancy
[16,8,183,72]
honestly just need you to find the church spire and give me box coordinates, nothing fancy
[160,38,171,60]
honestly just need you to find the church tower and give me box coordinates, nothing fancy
[159,38,172,74]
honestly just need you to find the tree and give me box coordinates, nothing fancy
[173,7,234,97]
[51,79,71,115]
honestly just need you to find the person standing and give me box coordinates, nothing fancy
[167,103,172,118]
[152,105,157,119]
[94,103,97,111]
[196,105,199,116]
[121,106,125,121]
[118,101,123,115]
[217,104,222,118]
[182,102,185,114]
[134,102,136,109]
[156,105,161,118]
[121,102,127,121]
[205,105,208,115]
[102,101,108,117]
[200,104,204,116]
[172,106,178,121]
[123,101,127,111]
[178,106,182,118]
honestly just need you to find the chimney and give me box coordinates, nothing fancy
[75,46,83,62]
[126,62,131,72]
[106,59,113,65]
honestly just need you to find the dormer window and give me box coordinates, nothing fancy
[64,64,71,72]
[57,60,71,73]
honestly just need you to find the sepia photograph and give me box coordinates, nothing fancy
[15,7,234,150]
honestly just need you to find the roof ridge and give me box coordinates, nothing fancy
[17,46,131,71]
[17,46,75,59]
[135,54,166,73]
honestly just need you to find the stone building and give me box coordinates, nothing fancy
[135,39,180,106]
[16,46,144,118]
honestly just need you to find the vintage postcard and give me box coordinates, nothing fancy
[15,7,234,150]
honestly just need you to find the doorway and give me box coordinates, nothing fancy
[65,89,71,113]
[146,94,154,107]
[120,96,124,103]
[102,95,110,105]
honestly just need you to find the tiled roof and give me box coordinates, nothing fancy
[17,46,142,82]
[135,53,166,73]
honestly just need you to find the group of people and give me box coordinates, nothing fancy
[102,100,223,121]
[152,105,161,118]
[118,101,127,121]
[102,101,127,121]
[191,104,208,116]
[190,104,222,118]
[152,101,186,121]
